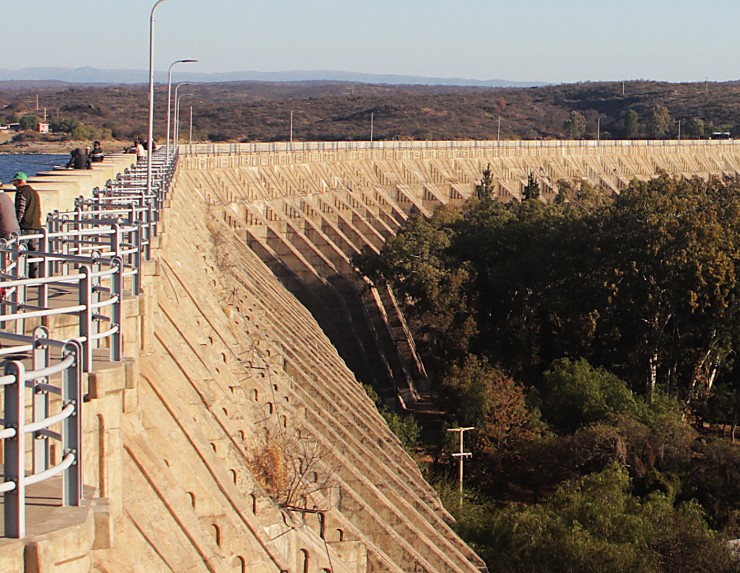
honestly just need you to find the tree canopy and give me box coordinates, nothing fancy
[355,172,740,570]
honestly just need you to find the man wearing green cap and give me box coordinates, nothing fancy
[12,172,42,278]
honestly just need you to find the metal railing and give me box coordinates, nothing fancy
[0,148,176,537]
[0,329,82,537]
[181,138,740,157]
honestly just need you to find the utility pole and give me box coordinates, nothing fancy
[448,427,474,509]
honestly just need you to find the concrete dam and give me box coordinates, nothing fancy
[4,140,740,572]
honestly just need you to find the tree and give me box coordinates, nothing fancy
[522,173,540,201]
[683,117,706,139]
[485,464,736,573]
[565,110,587,139]
[19,114,39,131]
[441,355,537,455]
[475,163,495,201]
[593,174,740,397]
[353,205,477,369]
[624,109,640,139]
[538,358,638,434]
[50,116,81,134]
[646,104,673,138]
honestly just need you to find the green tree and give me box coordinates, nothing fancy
[646,104,673,138]
[475,163,495,201]
[486,464,736,573]
[565,110,586,139]
[50,116,81,134]
[353,205,477,369]
[522,173,540,201]
[683,117,706,138]
[594,174,740,397]
[624,109,640,138]
[538,358,638,433]
[19,114,39,131]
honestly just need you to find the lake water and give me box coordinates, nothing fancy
[0,154,69,185]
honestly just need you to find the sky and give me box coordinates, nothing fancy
[5,0,740,84]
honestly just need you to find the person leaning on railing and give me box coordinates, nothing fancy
[0,180,20,240]
[12,171,42,278]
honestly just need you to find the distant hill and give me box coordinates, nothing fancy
[0,66,547,88]
[2,79,740,146]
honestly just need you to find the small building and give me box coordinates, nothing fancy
[37,123,49,133]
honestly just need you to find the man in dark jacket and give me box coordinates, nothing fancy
[66,147,92,169]
[13,171,42,277]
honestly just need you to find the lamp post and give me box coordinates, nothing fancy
[189,105,193,147]
[147,0,167,201]
[166,59,198,160]
[173,83,193,151]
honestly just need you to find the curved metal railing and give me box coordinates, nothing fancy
[0,149,176,537]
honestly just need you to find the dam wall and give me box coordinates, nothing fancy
[178,139,740,406]
[6,139,740,572]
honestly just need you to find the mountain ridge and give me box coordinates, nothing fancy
[0,66,547,88]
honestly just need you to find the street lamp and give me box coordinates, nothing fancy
[173,83,193,151]
[147,0,167,200]
[189,104,194,147]
[166,59,198,160]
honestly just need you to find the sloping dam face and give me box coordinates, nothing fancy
[102,141,740,573]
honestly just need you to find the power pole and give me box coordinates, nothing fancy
[447,427,474,509]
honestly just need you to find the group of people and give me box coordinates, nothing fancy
[65,141,105,170]
[0,172,42,277]
[1,140,107,279]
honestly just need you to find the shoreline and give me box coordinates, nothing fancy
[0,140,127,155]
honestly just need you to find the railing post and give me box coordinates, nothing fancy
[62,340,83,506]
[79,265,93,372]
[16,243,28,337]
[111,257,123,362]
[32,326,50,474]
[4,360,26,538]
[112,222,122,258]
[133,222,143,295]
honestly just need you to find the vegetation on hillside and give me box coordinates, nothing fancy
[355,173,740,571]
[3,79,740,146]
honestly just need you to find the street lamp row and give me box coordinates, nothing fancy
[147,0,199,200]
[167,59,198,159]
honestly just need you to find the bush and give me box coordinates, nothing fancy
[538,358,638,433]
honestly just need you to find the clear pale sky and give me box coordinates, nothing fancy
[5,0,740,84]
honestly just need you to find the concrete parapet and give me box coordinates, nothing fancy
[1,154,136,222]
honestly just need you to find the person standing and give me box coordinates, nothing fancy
[135,139,146,163]
[12,172,42,278]
[0,181,20,240]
